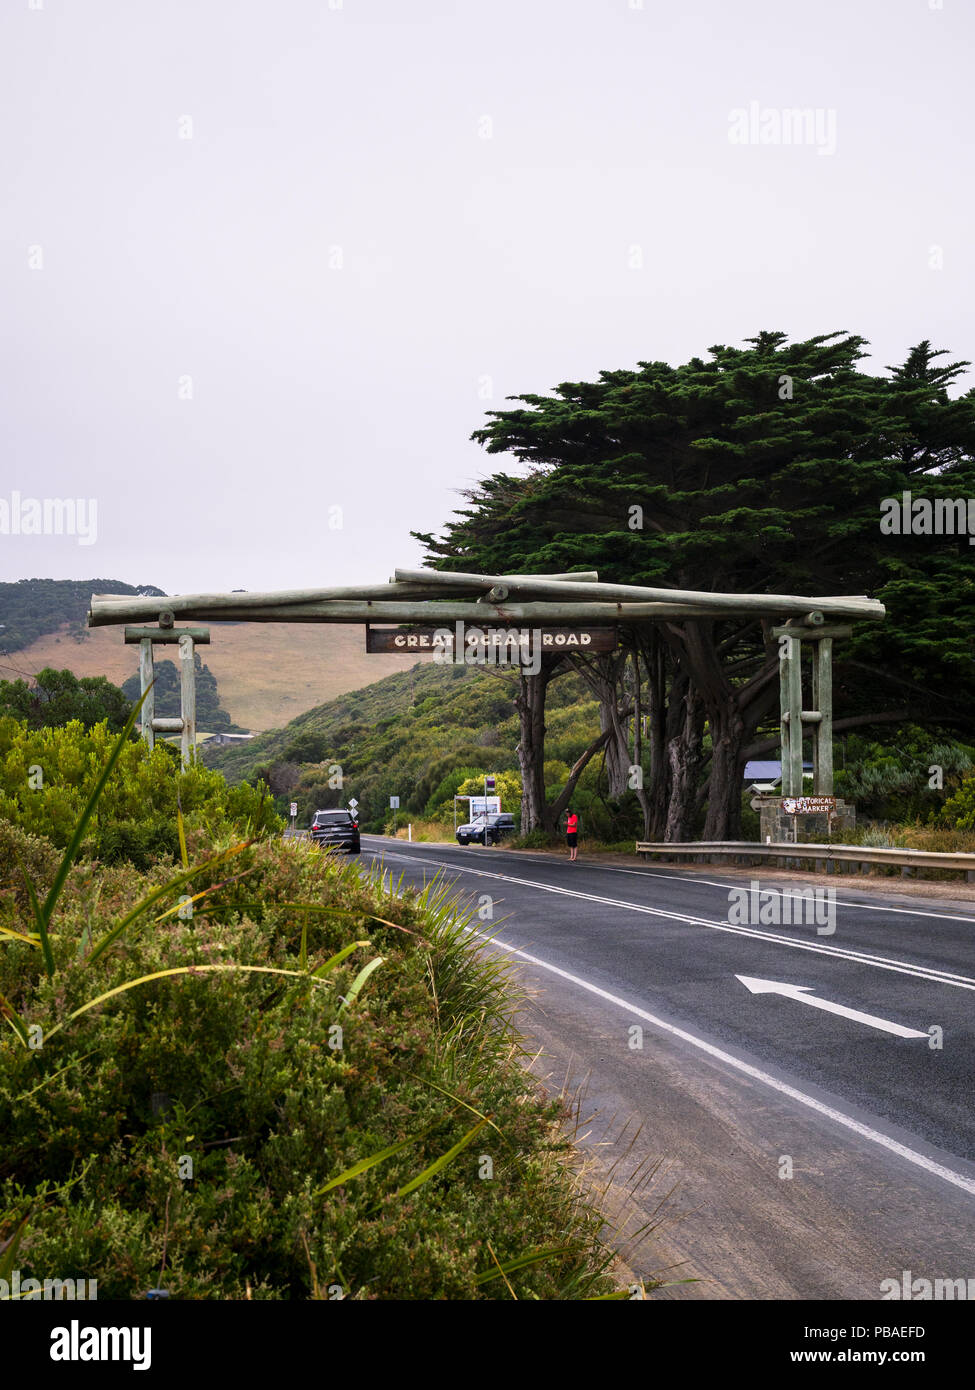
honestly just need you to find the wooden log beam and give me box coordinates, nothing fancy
[90,573,599,624]
[393,567,884,619]
[124,626,211,644]
[89,597,881,627]
[91,595,886,628]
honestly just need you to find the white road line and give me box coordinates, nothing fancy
[361,837,975,925]
[464,926,975,1198]
[362,845,975,991]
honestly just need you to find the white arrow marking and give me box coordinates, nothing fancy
[736,975,929,1039]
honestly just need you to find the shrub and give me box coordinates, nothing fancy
[0,716,281,868]
[0,717,619,1300]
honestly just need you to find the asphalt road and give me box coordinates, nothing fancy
[358,835,975,1300]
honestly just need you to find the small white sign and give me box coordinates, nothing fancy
[348,797,359,809]
[289,802,298,818]
[389,796,400,809]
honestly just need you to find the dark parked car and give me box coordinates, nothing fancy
[311,809,360,854]
[456,812,516,846]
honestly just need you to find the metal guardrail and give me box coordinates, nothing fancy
[635,840,975,881]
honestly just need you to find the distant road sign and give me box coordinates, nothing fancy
[782,796,837,814]
[348,797,359,809]
[484,776,496,793]
[289,801,297,818]
[389,796,400,809]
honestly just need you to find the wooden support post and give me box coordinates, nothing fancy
[139,638,155,751]
[779,632,804,796]
[813,637,834,795]
[179,634,196,768]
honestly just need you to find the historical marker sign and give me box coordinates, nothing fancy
[366,625,618,654]
[782,796,837,814]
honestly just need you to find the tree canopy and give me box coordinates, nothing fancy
[0,667,133,734]
[415,332,975,836]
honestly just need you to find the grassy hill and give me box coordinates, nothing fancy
[0,578,165,651]
[1,581,423,731]
[203,661,604,833]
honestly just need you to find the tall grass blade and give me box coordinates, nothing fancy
[392,1116,488,1198]
[38,688,148,934]
[20,863,55,978]
[336,956,383,1012]
[474,1245,572,1285]
[312,1128,430,1198]
[42,963,334,1044]
[310,940,371,978]
[176,805,189,871]
[0,991,29,1046]
[85,842,251,967]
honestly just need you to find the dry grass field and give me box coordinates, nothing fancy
[7,622,423,731]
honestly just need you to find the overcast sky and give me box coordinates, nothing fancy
[1,0,971,594]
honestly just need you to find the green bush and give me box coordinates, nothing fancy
[0,716,281,868]
[0,717,620,1301]
[939,776,975,830]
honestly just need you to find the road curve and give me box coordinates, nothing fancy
[359,836,975,1300]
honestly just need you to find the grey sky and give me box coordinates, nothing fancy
[1,0,971,593]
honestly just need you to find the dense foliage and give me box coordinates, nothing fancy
[0,717,281,869]
[0,745,619,1299]
[0,667,132,734]
[415,332,975,837]
[203,662,619,833]
[0,578,164,653]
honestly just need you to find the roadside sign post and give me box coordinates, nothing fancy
[289,801,297,833]
[390,795,399,837]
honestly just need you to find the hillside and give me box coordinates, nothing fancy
[1,581,424,731]
[203,660,603,832]
[0,578,165,651]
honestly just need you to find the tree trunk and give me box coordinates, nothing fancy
[515,666,551,833]
[702,701,746,839]
[664,680,704,840]
[570,652,632,800]
[642,633,670,840]
[549,728,614,826]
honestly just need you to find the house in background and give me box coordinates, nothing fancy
[743,759,813,793]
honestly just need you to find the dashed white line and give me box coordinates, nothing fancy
[363,843,975,992]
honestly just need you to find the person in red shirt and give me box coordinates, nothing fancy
[566,809,579,861]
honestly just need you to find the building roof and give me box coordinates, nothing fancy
[743,759,814,781]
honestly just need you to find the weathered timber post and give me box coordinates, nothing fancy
[124,626,209,769]
[179,633,196,768]
[139,638,155,750]
[812,636,834,796]
[778,631,804,796]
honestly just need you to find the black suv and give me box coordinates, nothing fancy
[311,809,360,854]
[456,813,516,846]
